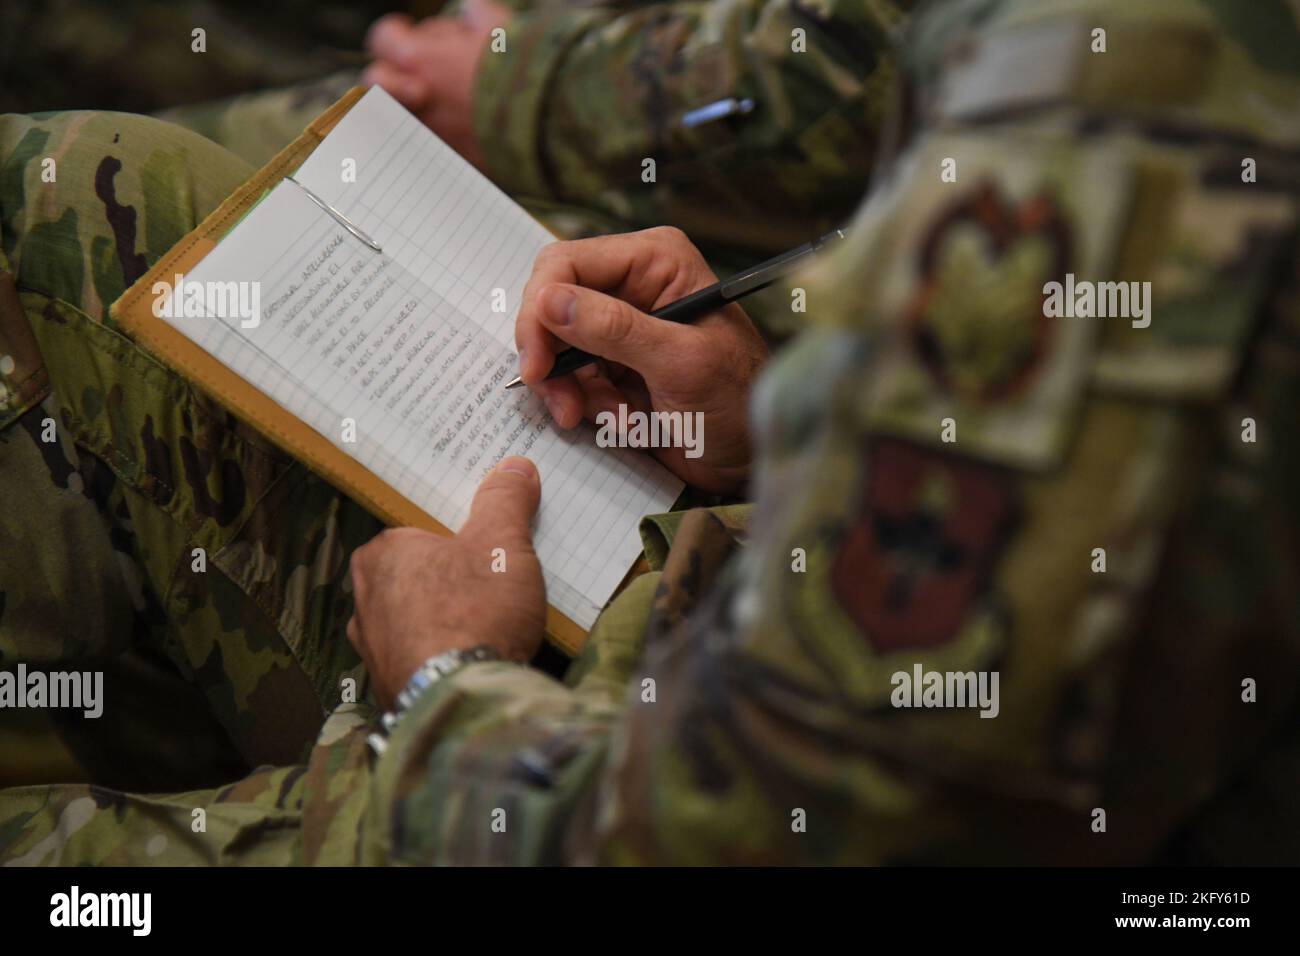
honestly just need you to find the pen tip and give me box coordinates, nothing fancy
[504,376,524,390]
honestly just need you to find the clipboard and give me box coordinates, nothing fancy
[110,87,594,655]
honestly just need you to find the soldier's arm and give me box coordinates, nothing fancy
[473,0,915,254]
[566,0,1300,863]
[364,0,1300,864]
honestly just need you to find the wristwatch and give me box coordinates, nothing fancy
[367,645,502,756]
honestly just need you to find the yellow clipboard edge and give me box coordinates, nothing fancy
[110,87,589,656]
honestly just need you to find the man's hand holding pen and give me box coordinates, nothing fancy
[347,226,768,699]
[514,226,769,495]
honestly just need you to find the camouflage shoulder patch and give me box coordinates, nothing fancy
[935,15,1089,123]
[859,131,1136,471]
[831,437,1018,655]
[906,181,1069,403]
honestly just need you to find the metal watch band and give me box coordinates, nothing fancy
[368,645,502,755]
[394,645,502,714]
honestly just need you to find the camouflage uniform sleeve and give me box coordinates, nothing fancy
[361,507,745,864]
[370,0,1300,864]
[473,0,915,254]
[570,0,1300,863]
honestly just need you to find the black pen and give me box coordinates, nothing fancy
[503,227,848,389]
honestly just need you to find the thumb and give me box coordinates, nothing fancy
[537,283,679,381]
[462,456,541,545]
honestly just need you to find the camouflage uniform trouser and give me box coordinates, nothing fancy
[0,110,386,863]
[0,109,724,864]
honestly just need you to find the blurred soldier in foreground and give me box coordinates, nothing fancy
[1,0,1299,863]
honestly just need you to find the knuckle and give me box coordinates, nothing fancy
[534,241,568,267]
[596,298,634,344]
[644,257,679,294]
[650,225,689,247]
[349,540,372,573]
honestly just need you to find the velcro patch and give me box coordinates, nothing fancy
[859,131,1134,470]
[831,438,1017,653]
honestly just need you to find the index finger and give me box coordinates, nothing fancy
[514,229,707,383]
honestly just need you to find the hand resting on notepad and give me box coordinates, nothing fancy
[346,228,768,704]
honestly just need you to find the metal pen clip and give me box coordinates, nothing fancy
[283,175,383,253]
[680,97,756,129]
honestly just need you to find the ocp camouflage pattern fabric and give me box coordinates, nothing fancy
[2,0,1299,865]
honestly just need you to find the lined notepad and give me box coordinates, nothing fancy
[172,88,683,629]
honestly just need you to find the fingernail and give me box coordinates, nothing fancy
[545,394,565,422]
[516,347,529,377]
[497,456,536,478]
[546,288,576,326]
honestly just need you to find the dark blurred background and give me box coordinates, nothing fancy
[0,0,439,116]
